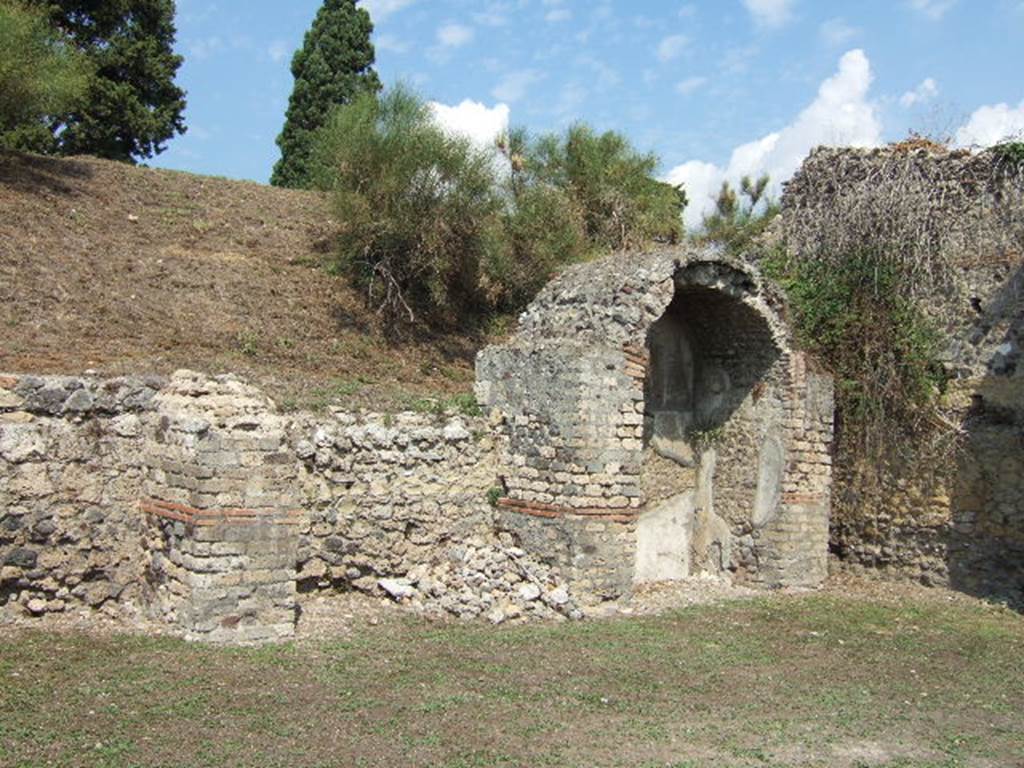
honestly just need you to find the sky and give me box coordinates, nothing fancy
[155,0,1024,226]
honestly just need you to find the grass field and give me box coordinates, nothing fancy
[1,591,1021,768]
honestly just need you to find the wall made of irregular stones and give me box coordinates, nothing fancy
[1,370,582,636]
[0,375,161,619]
[783,146,1024,606]
[289,411,584,621]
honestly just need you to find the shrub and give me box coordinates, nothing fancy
[0,0,90,140]
[992,140,1024,170]
[489,180,590,311]
[314,88,687,330]
[312,85,505,328]
[527,123,685,250]
[764,247,947,458]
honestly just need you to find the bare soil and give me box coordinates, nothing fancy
[0,151,481,411]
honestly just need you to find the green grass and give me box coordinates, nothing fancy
[0,593,1021,767]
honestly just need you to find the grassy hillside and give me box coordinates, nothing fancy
[0,152,480,411]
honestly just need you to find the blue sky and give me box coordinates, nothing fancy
[155,0,1024,223]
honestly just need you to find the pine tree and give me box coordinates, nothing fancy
[0,0,90,140]
[6,0,186,162]
[271,0,380,189]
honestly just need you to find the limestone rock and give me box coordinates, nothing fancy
[378,578,417,600]
[518,583,541,602]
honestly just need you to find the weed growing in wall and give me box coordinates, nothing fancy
[992,140,1024,170]
[405,392,482,418]
[763,247,947,459]
[698,174,779,254]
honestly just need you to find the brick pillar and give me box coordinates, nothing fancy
[143,500,300,643]
[756,351,834,587]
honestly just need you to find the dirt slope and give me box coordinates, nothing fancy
[0,152,479,410]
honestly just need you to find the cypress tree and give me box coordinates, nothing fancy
[271,0,380,189]
[8,0,187,162]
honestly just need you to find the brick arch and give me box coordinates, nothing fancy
[476,247,834,602]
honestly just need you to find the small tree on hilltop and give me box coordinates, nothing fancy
[0,0,90,144]
[700,174,778,253]
[5,0,186,162]
[527,124,686,250]
[271,0,380,189]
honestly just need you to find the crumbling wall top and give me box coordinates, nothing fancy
[504,244,791,351]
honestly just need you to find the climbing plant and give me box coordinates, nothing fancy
[763,247,947,460]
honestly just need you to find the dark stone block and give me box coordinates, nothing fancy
[324,536,351,554]
[4,548,38,569]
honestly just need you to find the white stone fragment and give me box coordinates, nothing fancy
[378,578,417,600]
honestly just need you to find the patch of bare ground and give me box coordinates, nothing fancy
[0,151,483,411]
[1,579,1021,767]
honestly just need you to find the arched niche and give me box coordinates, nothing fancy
[636,267,785,582]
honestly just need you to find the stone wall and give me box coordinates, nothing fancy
[782,145,1024,606]
[0,375,160,619]
[1,370,582,640]
[477,247,834,599]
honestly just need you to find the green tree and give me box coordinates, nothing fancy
[699,174,778,253]
[272,0,380,189]
[312,85,504,327]
[0,0,90,143]
[4,0,186,161]
[526,123,685,250]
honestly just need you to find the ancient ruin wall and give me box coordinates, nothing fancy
[477,247,834,598]
[782,146,1024,605]
[0,375,161,619]
[1,371,582,638]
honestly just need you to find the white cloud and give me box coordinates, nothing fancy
[908,0,957,20]
[955,99,1024,147]
[375,33,409,53]
[675,76,707,95]
[429,99,510,151]
[555,81,588,117]
[187,36,223,60]
[665,49,882,228]
[492,69,543,103]
[575,54,621,91]
[657,34,689,63]
[474,3,510,27]
[743,0,795,28]
[437,22,474,48]
[267,40,290,63]
[546,8,572,22]
[899,77,939,108]
[359,0,416,21]
[819,17,858,46]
